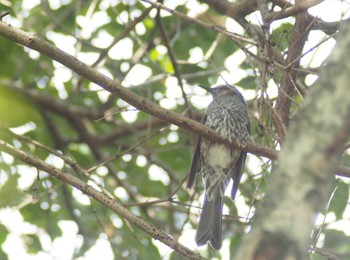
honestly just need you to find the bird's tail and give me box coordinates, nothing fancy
[196,195,224,250]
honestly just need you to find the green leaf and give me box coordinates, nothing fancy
[24,234,43,254]
[236,76,257,89]
[0,86,42,128]
[0,224,8,246]
[270,23,293,52]
[230,235,241,258]
[323,229,350,254]
[0,174,27,208]
[329,180,349,219]
[0,224,9,259]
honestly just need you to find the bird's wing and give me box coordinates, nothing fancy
[187,114,206,189]
[230,121,250,199]
[230,151,247,199]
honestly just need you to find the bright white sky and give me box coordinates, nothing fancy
[1,1,350,260]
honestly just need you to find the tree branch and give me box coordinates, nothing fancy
[141,0,258,46]
[0,21,275,160]
[235,22,350,259]
[273,12,314,140]
[200,0,257,18]
[265,0,324,23]
[2,21,349,180]
[91,6,153,67]
[0,140,205,260]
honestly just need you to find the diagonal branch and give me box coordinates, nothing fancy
[0,140,205,260]
[2,21,349,179]
[0,21,275,160]
[141,0,258,46]
[200,0,257,18]
[92,6,153,67]
[265,0,324,23]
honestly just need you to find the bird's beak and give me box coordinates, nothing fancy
[197,84,212,93]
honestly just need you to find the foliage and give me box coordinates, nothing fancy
[0,1,349,259]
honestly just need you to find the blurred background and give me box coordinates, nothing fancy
[0,0,350,259]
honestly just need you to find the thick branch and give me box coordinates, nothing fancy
[2,22,350,179]
[0,21,275,160]
[265,0,323,23]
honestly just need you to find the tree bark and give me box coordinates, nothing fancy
[235,23,350,259]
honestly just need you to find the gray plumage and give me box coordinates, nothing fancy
[187,84,251,250]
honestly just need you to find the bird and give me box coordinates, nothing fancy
[187,84,251,250]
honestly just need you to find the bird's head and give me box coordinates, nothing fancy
[198,84,243,99]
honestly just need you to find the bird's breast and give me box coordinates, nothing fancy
[201,141,232,168]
